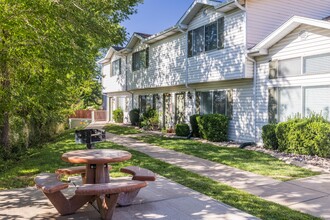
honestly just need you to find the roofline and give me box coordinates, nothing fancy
[99,0,241,61]
[249,16,330,56]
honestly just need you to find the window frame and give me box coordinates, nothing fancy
[132,48,149,72]
[111,58,121,77]
[303,52,330,75]
[188,17,225,58]
[303,85,330,120]
[269,85,330,122]
[196,90,232,117]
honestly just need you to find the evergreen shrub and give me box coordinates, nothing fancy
[113,108,123,123]
[175,123,190,137]
[197,114,229,142]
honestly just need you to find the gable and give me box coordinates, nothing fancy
[268,24,330,60]
[249,16,330,57]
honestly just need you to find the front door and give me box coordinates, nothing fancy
[175,93,185,124]
[109,97,115,122]
[163,93,172,128]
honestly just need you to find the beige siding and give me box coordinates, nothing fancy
[188,9,246,83]
[246,0,330,48]
[102,53,126,93]
[255,24,330,142]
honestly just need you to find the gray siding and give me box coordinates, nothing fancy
[246,0,330,48]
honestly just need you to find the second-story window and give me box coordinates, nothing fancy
[132,48,149,71]
[111,59,121,77]
[188,17,224,57]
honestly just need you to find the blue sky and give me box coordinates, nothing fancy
[122,0,194,38]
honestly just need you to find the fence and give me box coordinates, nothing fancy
[69,110,107,128]
[92,110,107,122]
[70,110,92,119]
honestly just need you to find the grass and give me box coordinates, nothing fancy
[103,124,141,135]
[0,131,320,220]
[133,135,319,181]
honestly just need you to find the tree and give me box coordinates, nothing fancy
[0,0,142,158]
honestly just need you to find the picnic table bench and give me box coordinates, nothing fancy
[35,149,157,219]
[118,166,156,206]
[35,173,147,219]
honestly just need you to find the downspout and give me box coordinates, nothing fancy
[246,54,258,143]
[183,28,196,116]
[125,54,134,110]
[235,0,258,143]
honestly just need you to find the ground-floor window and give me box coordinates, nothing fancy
[139,94,157,113]
[268,86,330,122]
[196,90,233,117]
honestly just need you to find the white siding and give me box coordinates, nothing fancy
[102,53,126,93]
[246,0,330,48]
[255,24,330,142]
[127,34,187,90]
[188,9,246,83]
[191,80,255,142]
[126,8,248,91]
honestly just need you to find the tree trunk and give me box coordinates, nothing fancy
[0,29,11,153]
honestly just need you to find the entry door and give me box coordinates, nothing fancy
[109,97,115,122]
[175,93,185,124]
[163,93,172,128]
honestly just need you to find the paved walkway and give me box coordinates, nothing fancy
[102,130,330,219]
[0,176,258,220]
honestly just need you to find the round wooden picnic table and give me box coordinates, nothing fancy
[62,149,132,184]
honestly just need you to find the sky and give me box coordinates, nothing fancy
[121,0,194,38]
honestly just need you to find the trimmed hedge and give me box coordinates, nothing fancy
[196,114,229,142]
[262,115,330,158]
[129,108,140,126]
[175,123,190,137]
[261,124,278,150]
[113,108,123,123]
[189,114,200,137]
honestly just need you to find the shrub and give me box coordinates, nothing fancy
[129,108,140,126]
[261,124,278,150]
[197,114,229,142]
[190,114,200,137]
[141,108,159,130]
[275,114,330,157]
[113,108,123,123]
[175,123,190,137]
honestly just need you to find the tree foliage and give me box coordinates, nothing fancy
[0,0,142,158]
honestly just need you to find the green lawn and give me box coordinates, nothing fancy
[0,131,320,220]
[133,135,319,181]
[104,124,141,135]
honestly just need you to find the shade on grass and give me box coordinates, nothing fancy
[104,124,141,135]
[135,135,319,181]
[0,131,320,220]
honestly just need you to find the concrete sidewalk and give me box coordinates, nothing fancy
[0,176,258,220]
[105,132,330,219]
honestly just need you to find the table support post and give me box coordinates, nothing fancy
[95,164,110,183]
[85,164,96,183]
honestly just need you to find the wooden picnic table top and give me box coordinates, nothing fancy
[61,149,132,164]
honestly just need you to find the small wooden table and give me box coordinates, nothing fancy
[62,149,132,184]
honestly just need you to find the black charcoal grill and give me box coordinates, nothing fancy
[75,129,106,149]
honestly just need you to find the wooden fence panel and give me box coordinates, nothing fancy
[93,110,107,122]
[70,110,92,119]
